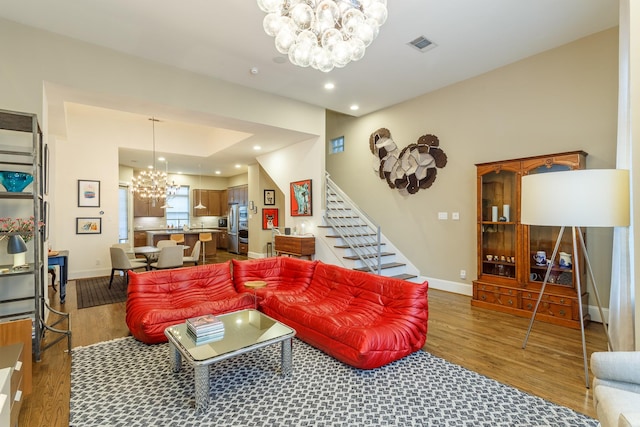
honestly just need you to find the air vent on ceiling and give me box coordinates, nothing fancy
[408,36,436,53]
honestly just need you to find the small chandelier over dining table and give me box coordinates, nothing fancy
[131,117,168,207]
[257,0,388,72]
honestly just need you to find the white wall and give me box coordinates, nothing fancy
[327,28,619,299]
[0,18,326,279]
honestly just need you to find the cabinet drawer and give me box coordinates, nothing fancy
[522,292,571,306]
[522,294,572,319]
[476,288,520,308]
[475,283,518,296]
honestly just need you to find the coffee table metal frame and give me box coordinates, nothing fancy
[164,309,295,412]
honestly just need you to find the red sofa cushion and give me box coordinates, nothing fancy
[232,257,317,300]
[260,261,428,369]
[126,262,254,344]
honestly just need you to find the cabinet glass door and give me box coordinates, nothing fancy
[480,169,516,279]
[526,164,576,287]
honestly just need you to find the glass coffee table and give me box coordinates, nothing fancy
[164,309,295,412]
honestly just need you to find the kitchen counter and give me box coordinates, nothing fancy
[145,229,222,249]
[145,228,220,236]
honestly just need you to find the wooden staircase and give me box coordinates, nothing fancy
[321,174,418,281]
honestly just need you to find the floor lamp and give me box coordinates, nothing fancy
[520,169,630,388]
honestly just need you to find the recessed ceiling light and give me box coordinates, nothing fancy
[147,165,154,169]
[158,156,166,162]
[324,82,335,90]
[215,170,221,175]
[235,164,241,169]
[350,105,359,111]
[253,145,261,150]
[177,171,183,174]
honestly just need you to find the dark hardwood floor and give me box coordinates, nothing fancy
[19,259,606,426]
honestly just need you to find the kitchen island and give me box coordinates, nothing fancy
[145,229,222,257]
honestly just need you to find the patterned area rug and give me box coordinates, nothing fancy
[75,276,127,309]
[70,337,597,426]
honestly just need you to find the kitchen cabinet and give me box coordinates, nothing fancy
[238,242,248,255]
[471,151,588,329]
[217,230,228,250]
[227,185,248,205]
[192,190,227,216]
[134,231,147,247]
[133,194,165,217]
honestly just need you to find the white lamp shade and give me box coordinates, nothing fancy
[520,169,630,227]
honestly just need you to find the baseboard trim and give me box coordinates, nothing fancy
[420,276,473,296]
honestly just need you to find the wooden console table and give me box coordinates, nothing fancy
[274,235,315,260]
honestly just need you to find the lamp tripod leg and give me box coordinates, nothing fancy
[572,227,590,388]
[577,228,613,350]
[523,226,565,349]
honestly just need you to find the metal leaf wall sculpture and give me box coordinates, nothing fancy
[369,128,448,194]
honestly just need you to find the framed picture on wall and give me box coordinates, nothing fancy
[262,208,279,230]
[76,217,101,234]
[290,179,312,217]
[264,189,275,206]
[78,179,100,207]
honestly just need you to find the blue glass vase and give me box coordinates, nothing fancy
[0,171,34,192]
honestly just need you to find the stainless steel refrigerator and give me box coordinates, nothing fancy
[228,204,248,254]
[228,204,239,254]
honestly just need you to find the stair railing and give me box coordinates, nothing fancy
[324,172,382,274]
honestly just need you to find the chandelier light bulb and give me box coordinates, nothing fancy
[258,0,388,72]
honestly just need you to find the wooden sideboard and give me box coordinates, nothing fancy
[274,235,315,260]
[0,342,25,427]
[0,319,31,396]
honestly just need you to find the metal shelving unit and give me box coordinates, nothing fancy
[0,109,70,361]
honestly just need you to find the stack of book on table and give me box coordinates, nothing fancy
[186,314,225,345]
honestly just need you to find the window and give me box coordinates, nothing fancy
[118,185,129,242]
[166,186,190,228]
[330,136,344,154]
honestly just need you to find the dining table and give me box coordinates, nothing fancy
[133,245,186,265]
[133,246,160,264]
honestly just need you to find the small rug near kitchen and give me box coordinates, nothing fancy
[70,337,598,426]
[75,276,127,309]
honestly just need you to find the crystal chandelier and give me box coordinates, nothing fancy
[257,0,388,72]
[160,160,180,209]
[131,117,167,207]
[164,160,180,197]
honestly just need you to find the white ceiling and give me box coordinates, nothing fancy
[0,0,619,176]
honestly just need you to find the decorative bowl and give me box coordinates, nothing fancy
[0,171,34,192]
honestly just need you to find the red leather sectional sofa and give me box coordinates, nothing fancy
[126,257,429,369]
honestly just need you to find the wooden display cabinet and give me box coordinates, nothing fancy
[471,151,588,329]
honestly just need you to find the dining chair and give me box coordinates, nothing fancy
[109,247,148,288]
[199,232,213,265]
[111,242,136,260]
[183,241,201,266]
[156,239,177,249]
[149,245,184,269]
